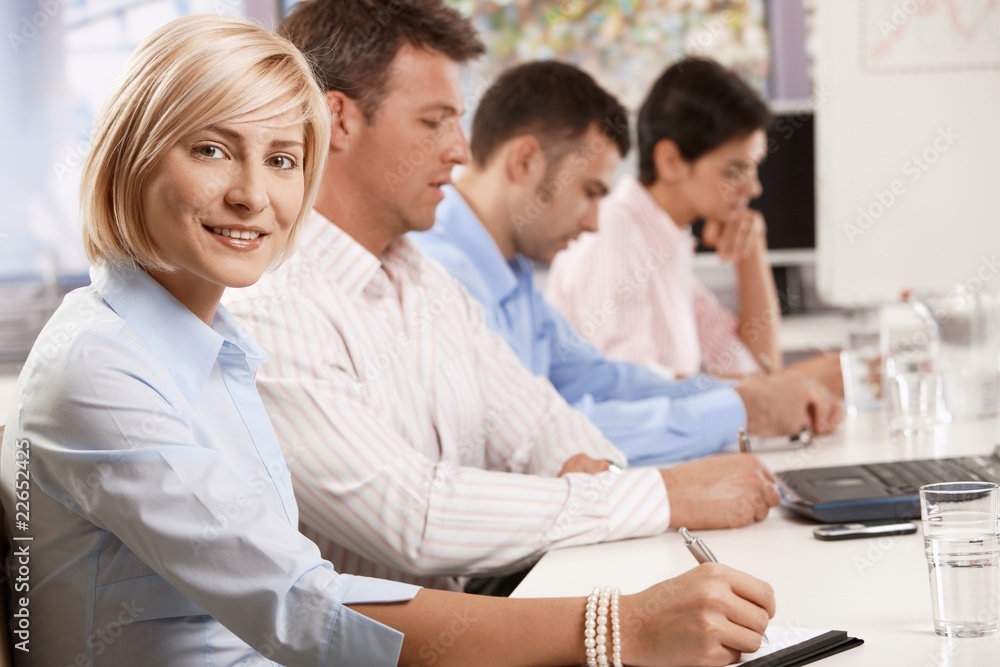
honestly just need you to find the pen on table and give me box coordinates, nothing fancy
[679,526,770,645]
[790,428,813,445]
[739,427,812,451]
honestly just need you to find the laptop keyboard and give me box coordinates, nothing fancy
[864,457,1000,494]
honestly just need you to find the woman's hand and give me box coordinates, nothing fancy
[621,563,776,667]
[702,211,767,264]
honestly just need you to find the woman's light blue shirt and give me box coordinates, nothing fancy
[0,263,418,666]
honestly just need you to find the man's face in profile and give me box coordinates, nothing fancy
[348,43,470,240]
[514,125,621,264]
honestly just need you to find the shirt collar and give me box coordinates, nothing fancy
[91,262,267,405]
[298,210,383,300]
[432,186,520,307]
[299,209,426,301]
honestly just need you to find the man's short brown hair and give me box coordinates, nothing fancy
[469,60,630,168]
[281,0,484,121]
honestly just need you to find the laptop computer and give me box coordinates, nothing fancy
[776,445,1000,523]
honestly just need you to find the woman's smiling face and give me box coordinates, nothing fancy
[141,102,306,316]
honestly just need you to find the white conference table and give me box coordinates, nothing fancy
[512,412,1000,666]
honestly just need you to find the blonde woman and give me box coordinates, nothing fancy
[0,14,773,666]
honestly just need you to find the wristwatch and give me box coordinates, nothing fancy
[604,460,625,475]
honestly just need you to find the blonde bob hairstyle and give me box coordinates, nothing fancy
[81,14,330,271]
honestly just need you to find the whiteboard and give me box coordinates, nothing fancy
[816,0,1000,305]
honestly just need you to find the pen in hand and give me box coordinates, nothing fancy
[738,428,752,455]
[757,353,773,374]
[679,526,770,645]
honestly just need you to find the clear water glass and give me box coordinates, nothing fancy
[920,482,1000,638]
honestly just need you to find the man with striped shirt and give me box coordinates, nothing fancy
[412,61,842,468]
[227,0,781,593]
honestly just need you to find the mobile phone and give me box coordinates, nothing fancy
[813,519,918,541]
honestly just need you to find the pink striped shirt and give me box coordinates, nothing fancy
[225,211,669,591]
[546,175,755,377]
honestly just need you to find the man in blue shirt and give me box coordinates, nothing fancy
[413,61,841,465]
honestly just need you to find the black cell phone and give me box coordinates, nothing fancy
[812,519,918,541]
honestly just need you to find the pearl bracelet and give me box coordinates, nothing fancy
[584,588,599,667]
[584,587,622,667]
[610,588,622,667]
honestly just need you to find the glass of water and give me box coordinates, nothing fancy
[885,372,945,440]
[881,305,946,443]
[920,481,1000,638]
[840,307,882,415]
[911,286,1000,420]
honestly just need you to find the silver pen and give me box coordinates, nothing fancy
[679,527,770,644]
[739,427,812,452]
[738,428,753,455]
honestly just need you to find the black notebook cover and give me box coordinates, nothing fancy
[739,630,863,667]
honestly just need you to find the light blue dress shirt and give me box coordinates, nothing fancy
[0,263,418,666]
[412,187,747,465]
